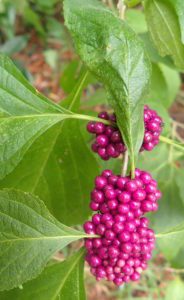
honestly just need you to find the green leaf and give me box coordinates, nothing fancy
[157,221,184,239]
[0,70,99,225]
[165,277,184,300]
[148,63,169,107]
[170,247,184,269]
[159,136,184,153]
[46,17,70,42]
[125,9,147,33]
[0,248,86,300]
[64,0,151,174]
[82,87,108,107]
[44,49,58,70]
[0,55,73,179]
[138,144,184,263]
[144,0,184,70]
[0,189,87,291]
[159,64,181,107]
[148,63,180,110]
[0,36,28,55]
[175,168,184,204]
[138,143,183,185]
[0,54,65,115]
[24,7,45,35]
[140,32,175,68]
[153,180,184,262]
[125,0,142,8]
[60,60,81,93]
[167,0,184,44]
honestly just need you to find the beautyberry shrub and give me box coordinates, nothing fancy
[83,169,162,285]
[87,105,163,160]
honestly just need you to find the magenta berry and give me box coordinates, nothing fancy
[119,231,131,242]
[84,169,161,286]
[94,122,106,134]
[92,213,101,225]
[91,189,104,203]
[95,176,107,190]
[89,255,102,267]
[133,189,146,201]
[118,191,131,203]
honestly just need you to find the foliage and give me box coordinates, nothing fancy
[0,248,86,299]
[0,0,184,298]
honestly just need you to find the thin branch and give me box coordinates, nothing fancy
[117,0,126,19]
[159,135,184,153]
[172,120,184,130]
[107,0,115,9]
[175,131,184,144]
[165,267,184,274]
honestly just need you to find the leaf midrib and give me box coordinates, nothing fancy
[157,226,184,238]
[0,235,87,244]
[31,71,89,195]
[0,113,71,120]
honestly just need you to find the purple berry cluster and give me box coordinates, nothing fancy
[87,111,126,160]
[83,169,162,285]
[87,105,163,160]
[142,105,163,151]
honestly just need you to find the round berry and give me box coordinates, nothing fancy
[133,189,146,201]
[95,176,107,190]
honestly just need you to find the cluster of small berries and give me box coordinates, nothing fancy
[87,105,163,160]
[83,169,161,285]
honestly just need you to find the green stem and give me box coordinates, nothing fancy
[71,113,112,125]
[122,151,129,177]
[159,135,184,153]
[124,0,142,7]
[131,157,135,179]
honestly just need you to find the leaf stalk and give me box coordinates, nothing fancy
[121,151,129,177]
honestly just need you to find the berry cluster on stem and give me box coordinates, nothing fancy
[84,104,163,286]
[84,169,161,285]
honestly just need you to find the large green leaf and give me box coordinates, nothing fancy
[159,63,181,107]
[64,0,151,173]
[0,71,99,225]
[138,144,184,263]
[0,55,73,180]
[168,0,184,44]
[0,189,88,291]
[148,63,180,110]
[0,249,86,300]
[144,0,184,70]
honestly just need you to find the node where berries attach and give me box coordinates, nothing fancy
[87,105,163,160]
[83,169,161,285]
